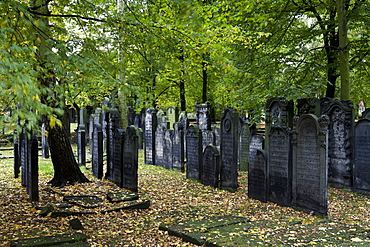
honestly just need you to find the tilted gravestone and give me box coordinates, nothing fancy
[202,130,215,151]
[164,129,174,170]
[268,126,292,206]
[292,114,329,215]
[155,126,165,168]
[321,99,354,188]
[122,126,138,192]
[248,149,267,202]
[296,98,321,117]
[111,129,125,187]
[186,125,203,181]
[144,108,157,165]
[238,123,251,172]
[220,108,239,191]
[172,122,185,172]
[196,102,212,131]
[353,119,370,193]
[167,106,178,130]
[249,134,264,164]
[92,123,103,179]
[105,109,120,180]
[202,145,220,188]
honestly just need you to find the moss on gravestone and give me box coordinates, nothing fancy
[10,232,87,247]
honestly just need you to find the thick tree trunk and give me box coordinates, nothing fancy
[48,124,89,187]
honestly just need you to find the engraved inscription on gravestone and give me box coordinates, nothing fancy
[144,109,157,165]
[155,126,165,168]
[202,145,220,188]
[164,129,174,170]
[249,135,264,164]
[112,129,125,187]
[186,125,203,181]
[292,114,329,215]
[248,149,267,202]
[239,123,250,172]
[196,102,212,131]
[268,126,292,206]
[172,122,184,171]
[353,119,370,192]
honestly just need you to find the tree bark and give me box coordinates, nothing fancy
[47,124,89,187]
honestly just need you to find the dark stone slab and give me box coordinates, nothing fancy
[268,127,292,206]
[249,134,264,164]
[265,97,294,136]
[186,125,203,181]
[202,130,215,151]
[28,135,39,201]
[10,233,88,247]
[92,123,103,179]
[122,126,138,192]
[111,129,125,187]
[164,129,174,170]
[292,114,329,215]
[105,108,120,180]
[248,149,267,202]
[202,145,220,188]
[69,218,84,230]
[296,98,321,117]
[321,99,354,188]
[13,130,20,178]
[155,126,165,168]
[172,122,185,171]
[101,200,151,213]
[353,119,370,192]
[107,191,139,202]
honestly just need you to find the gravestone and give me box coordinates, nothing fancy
[167,106,178,130]
[248,149,267,202]
[268,126,292,206]
[88,113,94,157]
[249,134,264,164]
[265,97,294,130]
[186,125,203,181]
[137,128,143,149]
[164,129,174,170]
[28,135,39,201]
[77,107,87,166]
[353,119,370,192]
[292,114,329,215]
[196,102,212,131]
[296,98,321,117]
[111,129,125,187]
[238,123,251,171]
[202,130,215,151]
[155,126,165,168]
[20,130,29,187]
[178,111,189,160]
[122,126,138,192]
[220,108,239,191]
[144,108,157,165]
[105,109,120,180]
[128,108,136,126]
[156,109,165,128]
[202,145,220,188]
[14,130,20,178]
[134,114,141,129]
[41,121,49,158]
[92,123,103,179]
[361,108,370,119]
[172,122,185,171]
[213,126,221,149]
[321,99,354,188]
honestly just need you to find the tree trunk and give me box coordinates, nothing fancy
[48,124,89,187]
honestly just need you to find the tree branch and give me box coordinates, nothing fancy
[28,9,106,23]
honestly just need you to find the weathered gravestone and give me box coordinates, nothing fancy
[202,145,220,188]
[144,108,157,165]
[178,111,189,160]
[164,129,174,170]
[321,99,354,188]
[238,123,251,172]
[137,128,143,149]
[296,98,321,117]
[27,135,39,201]
[220,108,239,191]
[248,149,267,202]
[202,130,215,151]
[292,114,329,215]
[186,125,203,181]
[172,122,185,172]
[268,126,292,206]
[353,119,370,193]
[249,134,264,164]
[196,102,212,131]
[122,126,138,192]
[105,109,120,180]
[111,129,125,187]
[167,106,178,130]
[213,126,221,149]
[265,97,294,133]
[14,130,20,178]
[92,123,103,179]
[155,126,165,168]
[77,107,87,166]
[20,130,29,187]
[156,109,165,128]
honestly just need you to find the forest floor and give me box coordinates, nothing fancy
[1,147,370,246]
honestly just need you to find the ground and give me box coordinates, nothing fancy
[1,147,370,246]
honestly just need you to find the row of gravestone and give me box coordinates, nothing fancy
[14,129,39,201]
